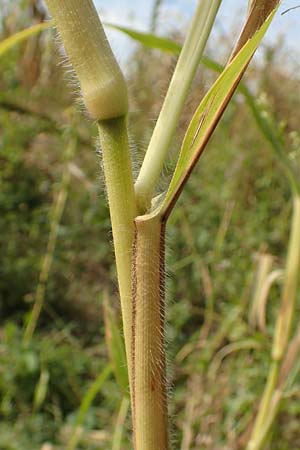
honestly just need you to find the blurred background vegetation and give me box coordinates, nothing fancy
[1,1,300,449]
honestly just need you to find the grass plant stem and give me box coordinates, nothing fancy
[135,0,222,212]
[66,364,112,450]
[46,0,137,386]
[23,137,76,344]
[46,0,128,120]
[132,214,168,450]
[98,117,137,376]
[112,396,130,450]
[247,195,300,450]
[272,196,300,360]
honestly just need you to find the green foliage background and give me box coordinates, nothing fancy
[1,1,300,449]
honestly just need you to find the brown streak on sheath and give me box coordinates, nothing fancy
[131,224,138,449]
[159,220,168,415]
[150,375,156,392]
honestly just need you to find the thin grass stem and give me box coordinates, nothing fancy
[135,0,222,212]
[247,195,300,450]
[98,117,137,376]
[112,396,130,450]
[66,364,112,450]
[23,137,76,344]
[132,214,168,450]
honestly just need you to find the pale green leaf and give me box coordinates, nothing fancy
[0,22,51,58]
[66,364,112,450]
[105,23,181,55]
[108,11,296,204]
[104,23,224,75]
[109,21,298,195]
[157,9,277,217]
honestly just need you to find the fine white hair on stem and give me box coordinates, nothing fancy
[46,0,128,120]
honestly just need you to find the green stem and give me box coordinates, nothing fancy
[67,364,112,450]
[46,0,128,120]
[247,195,300,450]
[135,0,222,211]
[98,116,137,377]
[23,137,76,344]
[112,396,130,450]
[272,196,300,361]
[247,389,281,450]
[46,0,135,384]
[132,214,168,450]
[247,361,279,450]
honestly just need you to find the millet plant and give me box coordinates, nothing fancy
[39,1,281,449]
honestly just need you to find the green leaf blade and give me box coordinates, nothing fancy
[104,23,181,55]
[158,8,278,218]
[0,22,51,58]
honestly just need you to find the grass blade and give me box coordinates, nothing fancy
[157,7,278,218]
[0,22,50,58]
[105,23,181,55]
[66,364,112,450]
[112,396,130,450]
[249,254,274,329]
[23,137,76,344]
[108,8,299,198]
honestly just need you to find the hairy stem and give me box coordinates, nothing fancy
[46,0,136,382]
[132,214,168,450]
[46,0,128,120]
[98,117,137,375]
